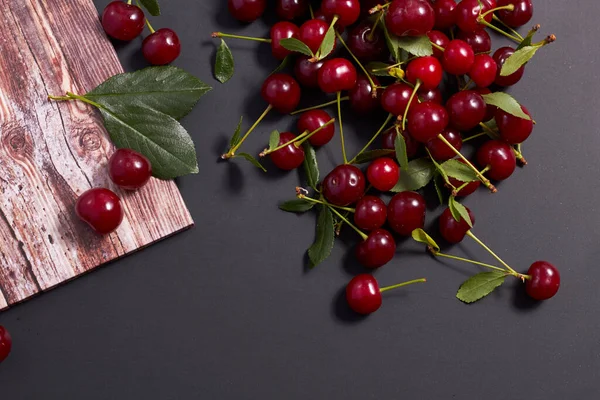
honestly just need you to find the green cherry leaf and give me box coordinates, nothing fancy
[229,116,243,148]
[138,0,160,16]
[411,228,440,253]
[302,142,319,191]
[481,92,531,120]
[429,152,448,182]
[214,39,235,84]
[382,23,400,62]
[366,61,394,77]
[316,24,336,60]
[279,38,314,57]
[448,197,473,227]
[396,35,434,57]
[456,271,507,304]
[268,130,280,151]
[517,26,539,50]
[500,45,541,76]
[391,158,435,192]
[270,55,291,75]
[353,149,395,164]
[433,174,445,205]
[394,128,409,171]
[279,199,315,213]
[236,153,267,172]
[441,159,479,183]
[308,206,335,268]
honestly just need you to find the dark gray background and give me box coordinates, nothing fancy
[1,0,598,398]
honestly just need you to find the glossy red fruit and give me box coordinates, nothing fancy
[294,56,324,88]
[439,206,474,243]
[367,157,400,191]
[354,196,387,231]
[449,171,481,197]
[76,188,124,234]
[321,0,361,27]
[427,30,450,59]
[298,19,329,54]
[318,58,358,94]
[407,101,449,143]
[346,274,382,314]
[270,132,305,170]
[475,87,495,121]
[228,0,267,22]
[431,0,457,30]
[446,90,486,131]
[497,0,533,28]
[382,127,420,158]
[356,229,396,269]
[322,164,366,206]
[442,39,474,75]
[495,106,533,144]
[406,56,443,90]
[380,83,417,116]
[455,0,493,32]
[476,140,516,180]
[349,75,380,115]
[525,261,560,301]
[102,1,145,41]
[270,21,300,60]
[142,28,181,65]
[426,128,462,161]
[0,326,11,363]
[385,0,435,37]
[493,47,524,87]
[456,29,491,54]
[109,149,152,190]
[418,87,443,104]
[261,73,301,113]
[387,191,426,235]
[276,0,309,20]
[297,110,335,146]
[469,54,497,88]
[347,22,387,62]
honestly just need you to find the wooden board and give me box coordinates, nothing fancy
[0,0,194,310]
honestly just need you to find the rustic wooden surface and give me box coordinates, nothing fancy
[0,0,194,310]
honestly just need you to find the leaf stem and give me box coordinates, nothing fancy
[380,278,427,293]
[465,231,518,275]
[297,194,355,213]
[224,105,273,159]
[402,80,421,131]
[337,91,348,164]
[348,113,394,164]
[290,97,349,115]
[335,31,378,92]
[433,251,507,273]
[211,32,271,43]
[492,14,524,41]
[48,92,102,109]
[367,11,383,42]
[429,41,445,52]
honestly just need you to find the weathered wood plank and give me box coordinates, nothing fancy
[0,0,194,310]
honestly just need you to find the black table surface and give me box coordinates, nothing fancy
[1,0,599,398]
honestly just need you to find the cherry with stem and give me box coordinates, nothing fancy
[346,274,426,315]
[259,118,335,157]
[334,31,379,95]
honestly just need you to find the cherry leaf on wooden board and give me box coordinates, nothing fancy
[86,66,211,120]
[214,39,235,83]
[456,271,507,303]
[396,35,433,57]
[391,158,435,192]
[481,92,530,120]
[449,197,473,227]
[411,228,440,253]
[279,199,315,213]
[280,38,314,57]
[394,129,409,170]
[500,45,541,76]
[303,142,319,191]
[441,159,479,183]
[353,149,395,164]
[308,206,335,268]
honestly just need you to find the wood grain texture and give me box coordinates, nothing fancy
[0,0,194,310]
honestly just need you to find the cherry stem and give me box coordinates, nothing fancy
[379,278,427,293]
[478,20,521,43]
[296,118,336,146]
[211,32,271,43]
[466,231,518,275]
[348,113,394,164]
[478,122,527,163]
[480,4,514,19]
[290,97,349,115]
[48,92,102,109]
[145,18,156,34]
[337,91,348,164]
[335,31,378,92]
[515,143,527,165]
[367,11,383,42]
[297,194,355,213]
[224,105,273,159]
[402,80,421,131]
[462,131,487,142]
[369,3,390,14]
[436,134,497,193]
[308,3,314,18]
[432,251,507,273]
[492,14,524,41]
[429,41,445,52]
[261,119,336,156]
[328,204,367,240]
[460,78,473,91]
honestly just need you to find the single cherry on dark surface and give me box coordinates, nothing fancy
[426,128,462,162]
[318,58,358,94]
[101,1,145,41]
[297,110,335,146]
[493,46,525,87]
[322,164,366,206]
[109,149,152,190]
[407,101,449,143]
[0,325,11,363]
[446,90,487,131]
[276,0,309,20]
[385,0,435,37]
[439,206,474,244]
[525,261,560,301]
[228,0,267,22]
[142,28,181,65]
[76,188,124,235]
[356,229,397,269]
[387,191,426,236]
[261,73,302,113]
[476,140,516,181]
[269,132,306,170]
[367,157,400,192]
[346,274,382,314]
[349,75,380,115]
[495,106,533,144]
[354,196,387,231]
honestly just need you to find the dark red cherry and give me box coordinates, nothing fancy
[276,0,309,20]
[322,164,366,206]
[406,56,443,90]
[439,206,474,243]
[318,58,358,94]
[525,261,560,301]
[418,87,443,104]
[493,46,525,87]
[109,148,152,190]
[346,274,382,314]
[261,73,302,113]
[442,39,475,75]
[356,229,396,269]
[476,140,516,180]
[387,191,426,236]
[228,0,267,22]
[385,0,435,37]
[354,196,388,231]
[448,160,481,197]
[321,0,361,27]
[347,22,387,62]
[469,54,497,88]
[427,30,450,59]
[495,106,533,144]
[298,19,329,54]
[426,128,462,162]
[294,56,324,88]
[142,28,181,65]
[497,0,533,28]
[455,0,493,32]
[456,29,491,54]
[270,132,306,170]
[101,1,145,41]
[380,83,417,116]
[349,75,381,115]
[0,326,11,363]
[431,0,457,30]
[445,90,486,131]
[475,87,495,121]
[270,21,300,60]
[76,188,124,235]
[407,101,449,143]
[382,126,420,158]
[297,109,335,146]
[367,157,400,191]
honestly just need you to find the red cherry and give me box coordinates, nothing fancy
[406,56,443,90]
[142,28,181,65]
[418,87,443,104]
[495,106,533,144]
[323,164,366,206]
[493,46,525,87]
[455,0,493,32]
[0,325,12,363]
[261,73,301,113]
[447,160,481,197]
[346,274,382,314]
[271,21,300,60]
[298,19,329,54]
[427,30,450,59]
[101,1,145,41]
[294,56,324,88]
[385,0,435,37]
[276,0,309,20]
[349,75,380,115]
[468,54,497,88]
[320,0,361,27]
[367,157,400,191]
[497,0,533,28]
[456,29,491,54]
[382,126,420,158]
[76,188,124,235]
[442,39,474,75]
[354,196,387,231]
[297,110,335,146]
[476,140,516,180]
[269,132,306,170]
[347,22,387,62]
[317,58,358,94]
[228,0,266,22]
[109,149,152,190]
[426,128,462,162]
[380,83,417,116]
[356,229,396,269]
[387,191,426,236]
[475,87,495,121]
[445,90,486,131]
[439,206,474,243]
[525,261,560,301]
[407,101,449,143]
[431,0,457,30]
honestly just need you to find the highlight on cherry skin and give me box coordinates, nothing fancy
[75,188,124,235]
[109,148,152,190]
[101,1,145,41]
